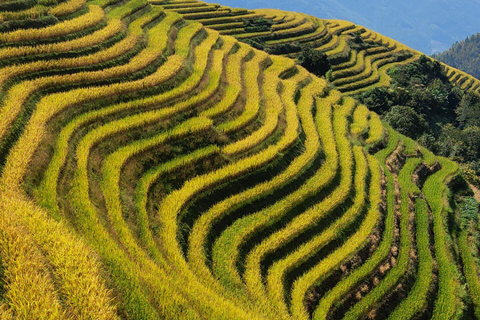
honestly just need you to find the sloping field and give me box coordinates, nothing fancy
[0,0,479,319]
[152,0,480,96]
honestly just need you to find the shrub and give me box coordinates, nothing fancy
[383,105,430,139]
[297,46,330,77]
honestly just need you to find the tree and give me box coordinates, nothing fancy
[456,91,480,128]
[383,105,430,139]
[355,87,393,113]
[297,46,330,77]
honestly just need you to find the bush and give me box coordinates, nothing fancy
[456,91,480,128]
[266,42,301,55]
[297,46,330,77]
[383,105,430,139]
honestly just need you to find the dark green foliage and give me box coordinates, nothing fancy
[241,38,266,51]
[456,91,480,128]
[354,87,392,113]
[389,55,447,87]
[458,197,479,230]
[265,42,302,55]
[357,55,480,186]
[433,33,480,81]
[347,30,377,51]
[383,105,430,139]
[356,55,460,132]
[0,0,36,12]
[437,124,480,162]
[0,15,59,32]
[243,18,272,32]
[297,46,330,77]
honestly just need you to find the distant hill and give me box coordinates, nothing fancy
[214,0,480,54]
[433,33,480,80]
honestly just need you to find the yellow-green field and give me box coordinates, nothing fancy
[0,0,479,319]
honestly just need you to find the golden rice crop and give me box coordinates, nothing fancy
[0,17,124,60]
[192,70,312,291]
[350,103,370,136]
[101,117,213,259]
[272,20,316,38]
[199,41,249,118]
[333,51,392,87]
[265,19,326,45]
[316,34,340,53]
[211,77,328,316]
[222,55,294,155]
[423,158,460,319]
[48,0,86,17]
[343,157,422,319]
[0,11,184,146]
[10,53,183,198]
[217,49,268,133]
[0,5,105,44]
[0,205,65,319]
[365,112,384,145]
[134,146,220,258]
[313,127,399,319]
[198,13,261,26]
[266,145,368,317]
[163,72,314,318]
[271,13,305,31]
[387,197,433,319]
[458,229,480,319]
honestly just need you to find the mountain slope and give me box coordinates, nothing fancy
[212,0,480,54]
[154,0,480,95]
[433,32,480,80]
[0,0,478,319]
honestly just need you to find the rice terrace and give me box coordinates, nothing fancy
[1,0,480,318]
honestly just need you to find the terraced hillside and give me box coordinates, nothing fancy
[0,0,479,319]
[152,0,480,96]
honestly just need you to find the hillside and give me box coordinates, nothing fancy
[211,0,480,54]
[153,0,480,95]
[0,0,479,320]
[433,32,480,81]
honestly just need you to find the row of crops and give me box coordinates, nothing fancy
[0,0,479,318]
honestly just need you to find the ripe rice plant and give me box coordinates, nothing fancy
[35,31,222,213]
[350,103,370,136]
[365,112,385,145]
[0,10,186,165]
[48,0,86,17]
[423,157,460,319]
[222,55,295,155]
[0,16,123,61]
[271,14,306,31]
[217,49,268,133]
[267,144,369,318]
[272,19,317,39]
[333,51,394,87]
[386,198,433,319]
[200,42,250,118]
[311,126,398,319]
[0,0,476,318]
[195,72,320,291]
[0,207,66,319]
[343,156,422,319]
[101,117,214,260]
[134,145,220,258]
[0,5,105,44]
[458,228,480,319]
[266,20,326,46]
